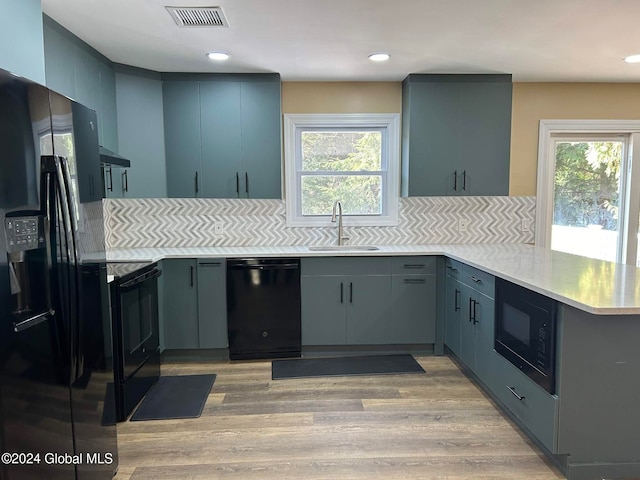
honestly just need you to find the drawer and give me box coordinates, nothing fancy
[461,264,494,298]
[301,256,391,276]
[444,258,463,279]
[391,256,436,275]
[489,351,558,453]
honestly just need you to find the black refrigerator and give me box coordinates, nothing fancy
[0,68,118,479]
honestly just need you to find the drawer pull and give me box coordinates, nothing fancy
[468,275,482,283]
[403,264,425,269]
[446,265,459,273]
[403,278,426,284]
[507,386,525,401]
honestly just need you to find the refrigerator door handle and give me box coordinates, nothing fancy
[58,157,84,382]
[46,155,84,382]
[13,309,56,333]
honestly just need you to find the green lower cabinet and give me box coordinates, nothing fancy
[163,258,228,350]
[197,259,228,348]
[301,276,347,345]
[471,290,495,386]
[490,350,558,453]
[163,259,199,349]
[459,284,477,370]
[444,275,462,356]
[345,275,392,345]
[447,262,495,384]
[460,285,495,382]
[301,256,437,346]
[389,274,436,344]
[301,274,393,346]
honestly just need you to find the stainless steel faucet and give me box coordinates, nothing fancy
[331,200,349,246]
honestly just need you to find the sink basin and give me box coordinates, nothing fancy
[307,245,380,252]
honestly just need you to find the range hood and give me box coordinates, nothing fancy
[99,146,131,168]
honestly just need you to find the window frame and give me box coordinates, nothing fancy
[536,119,640,264]
[284,113,400,227]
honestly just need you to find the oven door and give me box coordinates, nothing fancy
[118,267,161,380]
[495,278,557,394]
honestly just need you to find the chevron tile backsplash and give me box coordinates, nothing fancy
[104,196,535,249]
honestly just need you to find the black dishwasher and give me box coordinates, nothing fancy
[226,258,301,360]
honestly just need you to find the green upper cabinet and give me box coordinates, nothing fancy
[0,0,45,84]
[401,74,512,197]
[43,16,119,153]
[74,47,100,113]
[99,62,119,152]
[163,80,202,198]
[43,19,76,99]
[115,66,167,198]
[199,80,242,198]
[164,74,282,199]
[239,78,282,199]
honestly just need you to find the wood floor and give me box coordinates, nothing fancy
[113,355,565,480]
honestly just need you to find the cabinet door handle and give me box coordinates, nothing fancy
[235,172,240,196]
[468,275,482,283]
[349,282,353,304]
[245,172,249,195]
[189,265,194,287]
[194,171,199,196]
[469,297,476,325]
[340,282,344,304]
[462,170,466,191]
[122,170,128,193]
[507,386,525,401]
[453,170,458,191]
[454,288,460,311]
[403,278,426,284]
[106,167,113,192]
[470,299,478,324]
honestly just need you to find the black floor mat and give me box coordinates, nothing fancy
[272,354,425,380]
[129,374,216,421]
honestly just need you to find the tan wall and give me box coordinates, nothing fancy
[283,81,640,197]
[510,83,640,196]
[282,82,401,114]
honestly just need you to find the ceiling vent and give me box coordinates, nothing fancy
[166,6,229,27]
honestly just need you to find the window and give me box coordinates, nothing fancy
[284,114,400,227]
[536,120,640,265]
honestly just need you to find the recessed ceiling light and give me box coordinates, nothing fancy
[369,53,390,62]
[207,52,229,61]
[624,54,640,63]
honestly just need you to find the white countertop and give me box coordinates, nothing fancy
[107,243,640,315]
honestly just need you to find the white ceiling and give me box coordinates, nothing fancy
[41,0,640,82]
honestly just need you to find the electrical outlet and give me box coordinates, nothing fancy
[214,221,224,235]
[458,218,469,232]
[521,218,530,232]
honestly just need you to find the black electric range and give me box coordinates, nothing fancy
[108,262,161,421]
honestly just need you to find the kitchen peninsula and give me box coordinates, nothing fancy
[108,242,640,480]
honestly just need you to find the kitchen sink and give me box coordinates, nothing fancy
[307,245,380,252]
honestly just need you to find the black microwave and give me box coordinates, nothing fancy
[494,278,558,394]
